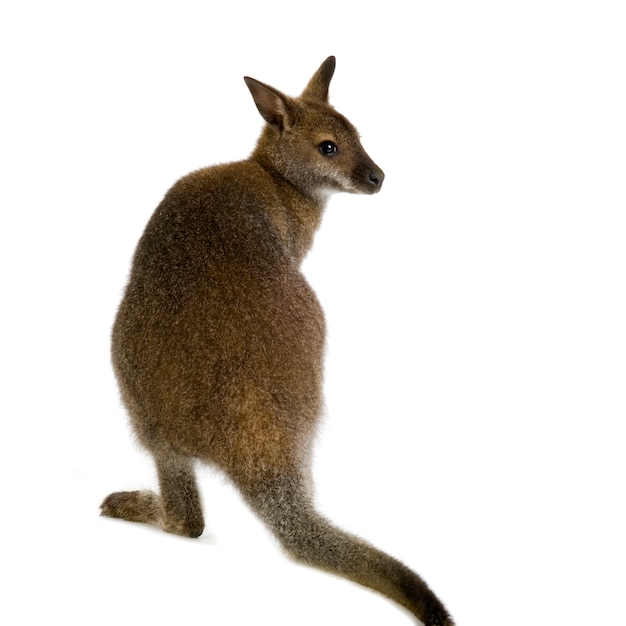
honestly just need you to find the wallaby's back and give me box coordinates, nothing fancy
[102,57,454,626]
[113,159,326,475]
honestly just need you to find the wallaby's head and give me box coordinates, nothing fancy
[245,56,384,199]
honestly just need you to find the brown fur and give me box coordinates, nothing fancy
[101,57,453,625]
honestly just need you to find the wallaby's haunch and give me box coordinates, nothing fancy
[101,56,453,626]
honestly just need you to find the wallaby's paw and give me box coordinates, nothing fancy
[100,490,160,525]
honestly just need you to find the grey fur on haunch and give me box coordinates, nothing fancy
[101,56,453,626]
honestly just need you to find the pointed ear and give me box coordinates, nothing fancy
[244,77,292,132]
[301,56,336,102]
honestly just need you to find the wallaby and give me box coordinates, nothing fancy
[101,56,453,626]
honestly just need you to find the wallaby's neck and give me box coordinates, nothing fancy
[250,147,328,264]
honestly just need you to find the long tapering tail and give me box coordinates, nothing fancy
[239,473,454,626]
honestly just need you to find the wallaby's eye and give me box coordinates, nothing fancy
[318,141,338,156]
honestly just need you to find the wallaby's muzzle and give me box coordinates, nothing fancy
[367,164,385,193]
[355,152,385,194]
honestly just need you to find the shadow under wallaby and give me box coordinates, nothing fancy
[101,56,454,626]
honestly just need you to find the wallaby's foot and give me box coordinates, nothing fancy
[100,488,204,538]
[101,455,204,537]
[101,489,160,525]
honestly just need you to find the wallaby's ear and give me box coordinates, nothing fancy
[301,56,336,102]
[244,77,292,132]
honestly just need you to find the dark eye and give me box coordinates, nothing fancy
[318,140,338,156]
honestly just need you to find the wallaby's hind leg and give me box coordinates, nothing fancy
[238,471,453,626]
[101,454,204,538]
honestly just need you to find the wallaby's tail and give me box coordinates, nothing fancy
[239,472,454,626]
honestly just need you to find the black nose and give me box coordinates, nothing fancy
[368,168,385,189]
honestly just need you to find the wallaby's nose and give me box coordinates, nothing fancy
[368,167,385,192]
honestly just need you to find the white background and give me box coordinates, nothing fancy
[1,1,624,625]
